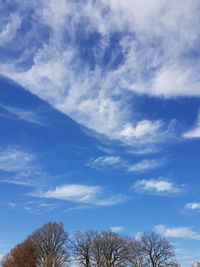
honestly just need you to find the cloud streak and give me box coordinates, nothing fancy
[87,156,123,167]
[185,202,200,210]
[0,104,46,126]
[1,0,199,148]
[183,111,200,138]
[155,224,200,240]
[7,200,57,214]
[0,147,34,172]
[87,155,163,172]
[128,159,163,172]
[28,184,125,206]
[133,178,184,195]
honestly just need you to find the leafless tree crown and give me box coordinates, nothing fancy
[2,224,178,267]
[30,222,69,267]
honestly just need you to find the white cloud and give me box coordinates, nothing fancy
[87,155,125,170]
[89,156,123,166]
[1,0,194,148]
[183,112,200,138]
[65,205,92,213]
[7,200,57,213]
[106,0,200,98]
[183,126,200,138]
[150,65,200,98]
[155,224,200,240]
[174,247,200,267]
[0,179,32,186]
[119,120,162,139]
[128,147,159,155]
[0,147,48,187]
[128,159,163,172]
[133,178,183,195]
[8,202,17,209]
[185,202,200,210]
[0,104,45,126]
[0,13,22,45]
[97,146,114,154]
[0,148,34,172]
[110,226,124,233]
[23,201,57,213]
[87,155,163,172]
[28,184,125,206]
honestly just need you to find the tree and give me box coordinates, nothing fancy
[126,238,145,267]
[71,230,128,267]
[91,231,106,267]
[1,223,178,267]
[2,238,38,267]
[71,230,96,267]
[30,222,69,267]
[93,231,128,267]
[140,232,176,267]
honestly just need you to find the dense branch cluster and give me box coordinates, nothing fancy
[1,222,179,267]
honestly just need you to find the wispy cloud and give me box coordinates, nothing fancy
[185,202,200,210]
[129,147,159,155]
[0,104,45,126]
[174,247,200,267]
[65,205,93,213]
[1,0,196,148]
[133,178,184,195]
[119,120,162,139]
[183,112,200,138]
[0,147,48,187]
[87,155,126,170]
[87,155,164,172]
[28,184,125,206]
[108,0,200,98]
[0,13,22,45]
[97,146,114,154]
[0,179,32,187]
[7,200,57,214]
[128,159,163,172]
[0,148,34,172]
[155,224,200,240]
[23,201,57,213]
[110,226,124,233]
[8,202,17,209]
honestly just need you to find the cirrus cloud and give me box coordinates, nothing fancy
[133,178,184,195]
[155,224,200,240]
[0,147,34,172]
[28,184,126,206]
[0,0,199,149]
[185,202,200,210]
[183,111,200,138]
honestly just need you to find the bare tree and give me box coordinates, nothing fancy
[140,232,176,267]
[93,231,128,267]
[91,231,106,267]
[71,230,128,267]
[125,238,145,267]
[30,222,69,267]
[1,238,38,267]
[71,230,96,267]
[1,223,178,267]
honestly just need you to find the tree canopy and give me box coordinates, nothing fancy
[1,223,178,267]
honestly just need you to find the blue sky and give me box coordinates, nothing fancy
[0,0,200,266]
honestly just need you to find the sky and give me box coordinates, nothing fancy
[0,0,200,266]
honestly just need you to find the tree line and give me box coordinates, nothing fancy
[1,222,179,267]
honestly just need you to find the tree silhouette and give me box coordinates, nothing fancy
[30,222,70,267]
[2,238,38,267]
